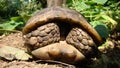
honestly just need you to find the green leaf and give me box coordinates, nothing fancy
[72,0,90,11]
[101,15,117,25]
[90,21,109,39]
[0,20,23,30]
[78,2,90,11]
[10,16,23,22]
[92,0,107,4]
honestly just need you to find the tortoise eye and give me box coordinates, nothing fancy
[66,27,96,56]
[25,23,60,50]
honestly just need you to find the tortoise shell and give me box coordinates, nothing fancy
[23,6,103,64]
[22,6,102,44]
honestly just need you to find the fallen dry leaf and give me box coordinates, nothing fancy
[0,45,32,60]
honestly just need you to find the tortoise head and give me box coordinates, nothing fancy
[47,0,66,7]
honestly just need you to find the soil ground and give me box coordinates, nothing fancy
[0,32,76,68]
[0,32,120,68]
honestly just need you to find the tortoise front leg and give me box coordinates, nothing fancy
[25,23,60,50]
[66,27,97,57]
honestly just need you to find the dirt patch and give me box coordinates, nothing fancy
[0,32,120,68]
[0,32,76,68]
[0,60,76,68]
[0,32,27,51]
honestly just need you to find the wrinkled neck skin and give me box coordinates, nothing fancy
[47,0,66,7]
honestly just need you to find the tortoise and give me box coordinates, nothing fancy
[22,0,102,64]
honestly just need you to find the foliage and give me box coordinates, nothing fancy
[66,0,120,39]
[0,16,23,34]
[66,1,120,67]
[0,0,120,36]
[0,0,120,67]
[0,0,41,35]
[0,0,41,18]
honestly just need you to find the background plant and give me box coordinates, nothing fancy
[67,0,120,39]
[0,0,120,36]
[0,0,120,68]
[0,0,41,35]
[66,0,120,67]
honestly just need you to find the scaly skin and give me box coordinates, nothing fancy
[23,0,102,64]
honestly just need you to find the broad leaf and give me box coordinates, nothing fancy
[10,16,23,22]
[78,2,90,11]
[90,21,109,39]
[0,20,23,30]
[101,15,117,25]
[92,0,107,4]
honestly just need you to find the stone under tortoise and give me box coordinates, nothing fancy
[22,0,102,64]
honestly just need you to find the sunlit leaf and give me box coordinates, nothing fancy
[92,0,107,4]
[0,20,23,30]
[10,16,23,22]
[101,15,117,25]
[77,2,90,11]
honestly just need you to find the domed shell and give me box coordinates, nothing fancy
[22,6,102,44]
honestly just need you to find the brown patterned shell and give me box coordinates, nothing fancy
[22,6,102,44]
